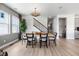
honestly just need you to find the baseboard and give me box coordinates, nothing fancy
[0,39,19,49]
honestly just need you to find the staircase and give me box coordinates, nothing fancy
[33,18,48,32]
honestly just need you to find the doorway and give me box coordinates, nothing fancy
[59,18,66,39]
[47,17,53,33]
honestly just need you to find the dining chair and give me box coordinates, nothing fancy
[39,32,48,48]
[0,49,8,56]
[21,33,27,44]
[26,32,37,48]
[48,32,57,46]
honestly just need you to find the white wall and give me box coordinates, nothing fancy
[53,17,57,32]
[52,16,59,39]
[74,15,79,38]
[57,14,75,39]
[23,15,47,32]
[66,15,75,39]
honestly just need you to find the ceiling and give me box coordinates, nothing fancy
[5,3,79,17]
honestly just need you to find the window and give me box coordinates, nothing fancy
[0,10,10,35]
[12,15,19,33]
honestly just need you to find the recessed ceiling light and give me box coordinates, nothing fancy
[59,6,63,9]
[48,16,52,18]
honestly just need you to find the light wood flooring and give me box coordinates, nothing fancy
[4,39,79,56]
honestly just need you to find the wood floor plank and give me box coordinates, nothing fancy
[4,39,79,56]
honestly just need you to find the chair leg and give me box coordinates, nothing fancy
[22,39,23,44]
[26,38,28,48]
[26,40,28,48]
[49,40,50,46]
[46,41,48,48]
[54,40,56,46]
[55,41,56,46]
[35,37,37,47]
[40,40,42,48]
[26,44,27,48]
[32,39,33,48]
[32,37,35,48]
[22,39,25,44]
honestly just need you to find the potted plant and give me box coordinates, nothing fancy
[19,19,27,39]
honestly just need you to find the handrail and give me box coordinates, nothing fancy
[33,25,43,32]
[33,18,48,30]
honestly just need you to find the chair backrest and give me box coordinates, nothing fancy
[21,33,27,39]
[40,32,48,41]
[26,33,34,41]
[3,51,8,56]
[26,32,34,38]
[0,50,8,56]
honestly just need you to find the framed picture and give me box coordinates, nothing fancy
[0,12,4,18]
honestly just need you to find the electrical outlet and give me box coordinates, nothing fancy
[4,40,6,43]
